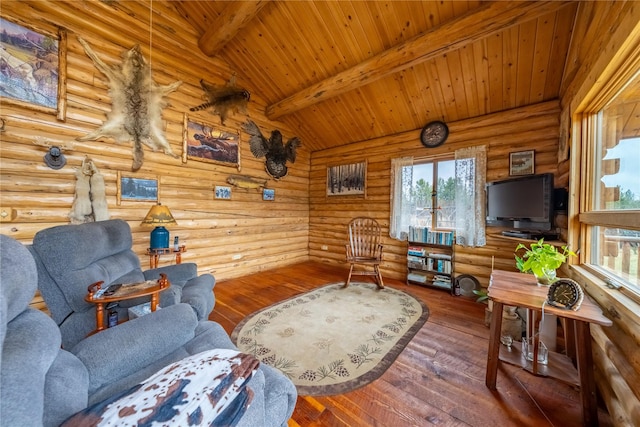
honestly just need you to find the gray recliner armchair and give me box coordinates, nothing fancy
[1,233,297,427]
[28,219,215,349]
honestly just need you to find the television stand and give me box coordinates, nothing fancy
[501,230,559,241]
[502,230,533,239]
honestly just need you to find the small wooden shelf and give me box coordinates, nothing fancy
[406,234,454,293]
[146,245,186,268]
[498,341,579,387]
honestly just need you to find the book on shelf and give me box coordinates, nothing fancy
[427,253,452,260]
[408,226,455,245]
[433,274,452,283]
[407,272,428,283]
[432,279,452,289]
[407,255,424,263]
[408,256,426,270]
[407,246,426,256]
[421,259,452,274]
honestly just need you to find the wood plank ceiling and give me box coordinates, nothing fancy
[173,1,579,152]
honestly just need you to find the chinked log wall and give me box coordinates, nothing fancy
[0,0,311,314]
[308,100,564,289]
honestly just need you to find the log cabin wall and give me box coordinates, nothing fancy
[558,2,640,425]
[0,0,311,309]
[1,1,637,423]
[308,99,561,288]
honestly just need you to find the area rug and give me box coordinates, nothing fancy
[231,282,429,396]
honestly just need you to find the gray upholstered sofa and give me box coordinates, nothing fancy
[0,232,297,426]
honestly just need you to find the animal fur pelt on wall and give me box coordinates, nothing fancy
[69,156,109,224]
[76,37,182,171]
[243,120,301,180]
[190,76,250,125]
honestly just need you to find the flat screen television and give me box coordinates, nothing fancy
[486,173,554,234]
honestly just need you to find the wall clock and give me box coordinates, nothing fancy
[546,278,584,310]
[420,121,449,148]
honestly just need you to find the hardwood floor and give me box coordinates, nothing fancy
[210,262,613,427]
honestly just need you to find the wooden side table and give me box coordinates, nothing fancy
[485,270,612,426]
[146,245,186,269]
[85,273,170,333]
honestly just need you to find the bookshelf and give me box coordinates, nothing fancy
[406,227,455,293]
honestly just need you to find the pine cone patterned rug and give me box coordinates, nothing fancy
[231,282,429,396]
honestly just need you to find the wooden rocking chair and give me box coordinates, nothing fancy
[345,217,384,288]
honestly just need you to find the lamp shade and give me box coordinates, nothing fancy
[141,204,177,250]
[141,203,177,226]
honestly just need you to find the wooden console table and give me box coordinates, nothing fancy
[485,270,612,427]
[85,274,170,333]
[146,245,186,268]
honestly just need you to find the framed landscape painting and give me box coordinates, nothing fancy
[117,172,159,205]
[183,114,240,170]
[0,18,67,120]
[327,161,367,197]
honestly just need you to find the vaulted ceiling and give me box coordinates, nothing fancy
[173,1,580,152]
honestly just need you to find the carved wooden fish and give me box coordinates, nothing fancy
[226,174,267,191]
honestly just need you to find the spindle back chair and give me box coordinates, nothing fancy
[345,217,384,288]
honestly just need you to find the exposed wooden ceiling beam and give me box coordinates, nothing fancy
[266,1,569,120]
[198,1,267,57]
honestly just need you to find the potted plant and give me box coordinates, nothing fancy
[515,238,576,285]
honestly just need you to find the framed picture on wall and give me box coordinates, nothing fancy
[326,161,367,196]
[0,18,67,120]
[117,172,159,205]
[214,185,232,200]
[509,150,534,176]
[263,188,275,201]
[182,114,241,170]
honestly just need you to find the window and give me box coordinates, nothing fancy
[412,158,456,229]
[390,147,486,246]
[578,70,640,298]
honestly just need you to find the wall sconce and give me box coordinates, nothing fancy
[141,203,177,249]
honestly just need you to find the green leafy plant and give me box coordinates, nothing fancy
[472,288,489,304]
[515,239,576,284]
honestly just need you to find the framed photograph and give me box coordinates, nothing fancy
[509,150,535,176]
[327,161,367,196]
[263,188,275,201]
[117,172,158,205]
[0,18,67,120]
[183,114,240,170]
[214,185,232,200]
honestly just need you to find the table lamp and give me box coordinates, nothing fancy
[141,203,177,249]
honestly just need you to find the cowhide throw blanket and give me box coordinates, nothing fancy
[61,349,258,426]
[76,37,182,171]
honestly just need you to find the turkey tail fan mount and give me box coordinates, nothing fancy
[190,77,250,125]
[242,120,301,180]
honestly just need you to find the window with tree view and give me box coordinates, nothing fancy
[411,158,455,230]
[580,70,640,296]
